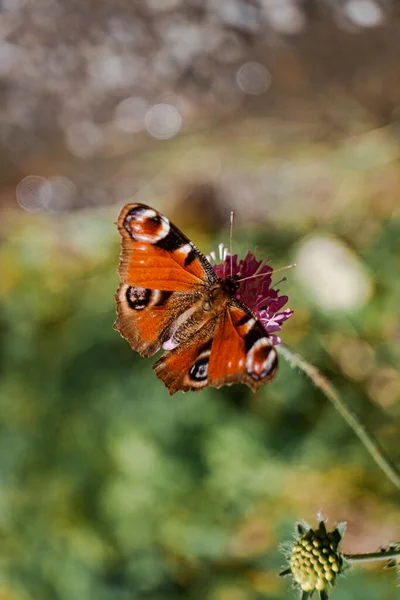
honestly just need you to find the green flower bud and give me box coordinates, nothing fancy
[280,519,346,600]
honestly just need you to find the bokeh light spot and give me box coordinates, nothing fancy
[236,62,271,95]
[16,175,51,213]
[295,235,372,311]
[145,103,182,140]
[344,0,384,28]
[265,0,306,35]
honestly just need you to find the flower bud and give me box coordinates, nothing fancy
[280,519,346,600]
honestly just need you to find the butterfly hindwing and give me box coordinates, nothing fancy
[153,318,217,394]
[208,303,278,392]
[115,203,217,357]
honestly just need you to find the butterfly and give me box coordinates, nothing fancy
[114,203,278,394]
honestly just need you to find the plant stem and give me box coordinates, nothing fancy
[277,344,400,492]
[343,549,400,563]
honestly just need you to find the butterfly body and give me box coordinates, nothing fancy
[115,203,278,394]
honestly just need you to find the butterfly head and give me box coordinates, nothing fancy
[218,274,240,296]
[205,275,240,312]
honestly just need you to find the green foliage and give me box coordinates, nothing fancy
[1,152,399,599]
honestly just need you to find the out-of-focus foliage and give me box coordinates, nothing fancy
[1,1,400,599]
[1,155,399,598]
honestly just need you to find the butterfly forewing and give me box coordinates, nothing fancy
[117,203,216,290]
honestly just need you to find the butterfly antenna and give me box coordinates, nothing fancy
[237,263,296,283]
[229,210,234,277]
[272,263,296,275]
[271,276,287,288]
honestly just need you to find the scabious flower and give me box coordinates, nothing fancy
[280,519,347,600]
[207,244,293,345]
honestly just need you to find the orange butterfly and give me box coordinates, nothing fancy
[114,203,291,394]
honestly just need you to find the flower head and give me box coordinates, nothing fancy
[207,245,293,345]
[280,519,347,600]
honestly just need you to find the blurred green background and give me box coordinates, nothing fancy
[0,2,399,599]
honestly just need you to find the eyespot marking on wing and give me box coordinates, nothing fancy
[189,357,208,381]
[126,286,151,310]
[184,341,212,389]
[123,286,173,311]
[124,206,170,243]
[246,336,277,381]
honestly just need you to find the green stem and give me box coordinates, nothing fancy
[343,549,400,563]
[277,344,400,492]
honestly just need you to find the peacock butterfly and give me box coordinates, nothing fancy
[114,203,279,394]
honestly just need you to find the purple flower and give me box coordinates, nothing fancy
[208,246,293,345]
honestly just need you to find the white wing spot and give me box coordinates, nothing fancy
[141,208,157,218]
[243,318,255,334]
[177,243,193,257]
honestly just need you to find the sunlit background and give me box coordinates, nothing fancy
[1,2,399,599]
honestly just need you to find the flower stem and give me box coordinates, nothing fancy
[343,549,400,563]
[277,344,400,492]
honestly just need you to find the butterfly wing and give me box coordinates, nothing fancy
[153,302,277,394]
[153,318,217,394]
[115,203,217,357]
[208,302,278,392]
[117,203,217,290]
[115,285,199,357]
